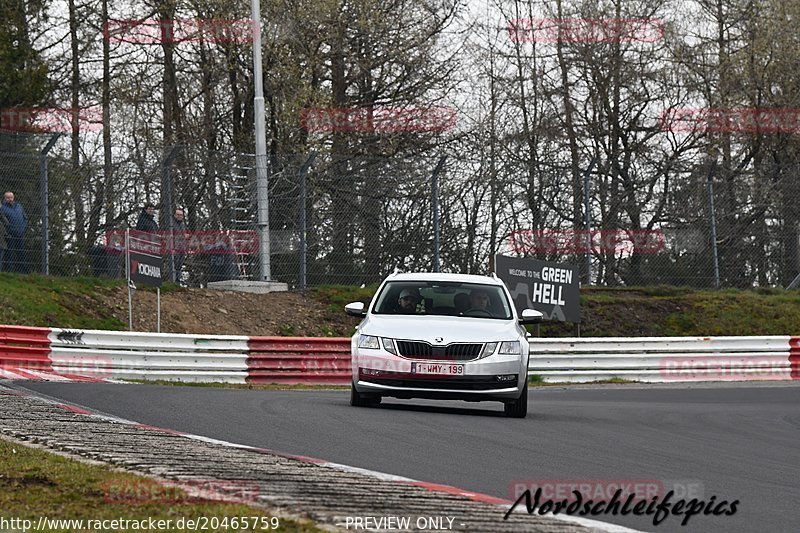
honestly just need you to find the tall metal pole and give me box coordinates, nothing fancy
[126,229,133,331]
[39,133,61,275]
[162,146,181,282]
[706,161,721,289]
[431,155,446,272]
[156,287,161,333]
[252,0,270,281]
[583,157,597,285]
[298,151,318,290]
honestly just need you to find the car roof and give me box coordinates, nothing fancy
[386,272,504,285]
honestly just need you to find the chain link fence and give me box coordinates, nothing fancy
[0,131,58,276]
[3,128,800,289]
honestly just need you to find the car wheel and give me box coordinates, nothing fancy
[350,382,380,407]
[504,380,528,418]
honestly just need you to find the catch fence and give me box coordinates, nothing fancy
[3,129,800,289]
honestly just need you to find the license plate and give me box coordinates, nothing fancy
[411,362,465,375]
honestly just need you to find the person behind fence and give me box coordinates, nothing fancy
[135,202,159,233]
[1,191,28,273]
[0,210,9,272]
[168,207,187,283]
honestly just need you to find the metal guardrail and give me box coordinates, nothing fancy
[247,337,351,384]
[46,328,250,383]
[529,336,799,382]
[1,325,798,384]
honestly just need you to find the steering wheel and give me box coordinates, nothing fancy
[464,308,493,317]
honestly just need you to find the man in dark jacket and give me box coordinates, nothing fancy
[132,203,160,269]
[1,192,28,273]
[135,203,159,233]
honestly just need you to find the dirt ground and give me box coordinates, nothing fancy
[96,286,360,337]
[83,286,698,338]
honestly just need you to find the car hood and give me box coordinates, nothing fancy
[359,314,522,343]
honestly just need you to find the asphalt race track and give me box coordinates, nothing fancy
[13,381,800,533]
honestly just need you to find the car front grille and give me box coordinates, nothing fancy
[396,340,483,361]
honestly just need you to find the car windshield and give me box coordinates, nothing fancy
[372,281,513,319]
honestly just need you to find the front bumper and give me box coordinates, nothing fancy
[352,350,527,401]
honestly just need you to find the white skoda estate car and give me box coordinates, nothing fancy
[345,272,543,417]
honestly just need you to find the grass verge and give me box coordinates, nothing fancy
[3,274,800,337]
[310,283,800,337]
[0,273,125,330]
[310,284,378,315]
[0,437,320,532]
[528,375,639,386]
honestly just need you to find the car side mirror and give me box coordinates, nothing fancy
[345,301,367,317]
[519,308,544,324]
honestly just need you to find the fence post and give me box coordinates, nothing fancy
[706,161,720,289]
[162,146,182,282]
[298,151,317,290]
[251,0,271,282]
[39,133,61,275]
[583,157,597,285]
[431,155,446,272]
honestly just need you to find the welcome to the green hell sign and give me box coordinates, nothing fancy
[496,255,581,323]
[532,282,565,306]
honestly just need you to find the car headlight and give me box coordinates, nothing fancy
[499,341,521,355]
[358,335,380,349]
[381,338,397,355]
[480,342,498,358]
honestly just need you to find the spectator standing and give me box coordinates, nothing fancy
[135,203,159,233]
[1,192,28,273]
[132,203,160,276]
[168,207,187,283]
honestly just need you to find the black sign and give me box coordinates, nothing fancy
[495,255,580,323]
[128,231,162,287]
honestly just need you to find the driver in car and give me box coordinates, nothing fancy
[468,289,492,314]
[396,289,422,314]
